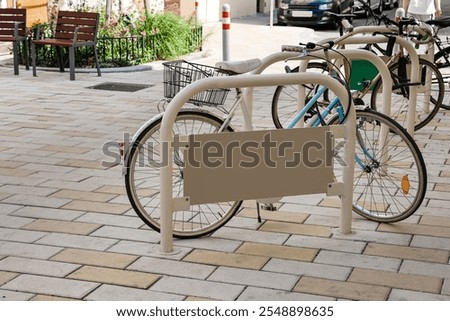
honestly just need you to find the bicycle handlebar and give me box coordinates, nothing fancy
[281,41,335,54]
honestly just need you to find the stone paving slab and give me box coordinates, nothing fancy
[0,15,450,301]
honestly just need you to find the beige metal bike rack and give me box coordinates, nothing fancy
[331,24,433,137]
[234,28,425,137]
[159,73,356,254]
[253,48,394,115]
[337,34,421,136]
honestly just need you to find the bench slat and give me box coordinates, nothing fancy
[0,8,28,75]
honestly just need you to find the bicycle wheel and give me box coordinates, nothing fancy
[328,108,427,222]
[272,62,338,129]
[370,58,443,131]
[124,109,242,238]
[434,45,450,110]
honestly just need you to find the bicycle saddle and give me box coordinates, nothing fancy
[215,58,262,75]
[426,16,450,29]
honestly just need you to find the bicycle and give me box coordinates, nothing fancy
[386,10,450,111]
[272,5,445,132]
[360,1,447,128]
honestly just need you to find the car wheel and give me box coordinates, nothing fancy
[384,0,394,10]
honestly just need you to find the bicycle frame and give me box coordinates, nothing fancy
[217,87,251,133]
[257,49,394,177]
[286,83,378,171]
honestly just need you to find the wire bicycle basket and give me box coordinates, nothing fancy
[163,60,231,106]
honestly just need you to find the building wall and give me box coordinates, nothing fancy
[164,0,179,14]
[5,0,258,25]
[181,0,257,22]
[55,0,165,14]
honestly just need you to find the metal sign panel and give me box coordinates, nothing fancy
[183,126,334,205]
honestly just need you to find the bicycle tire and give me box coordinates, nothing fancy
[272,62,337,129]
[434,45,450,110]
[328,108,427,222]
[124,109,242,238]
[370,58,443,131]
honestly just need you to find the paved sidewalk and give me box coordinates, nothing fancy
[0,14,450,301]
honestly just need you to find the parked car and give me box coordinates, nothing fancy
[353,0,382,15]
[277,0,355,29]
[383,0,399,10]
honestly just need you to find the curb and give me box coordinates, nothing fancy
[0,49,208,74]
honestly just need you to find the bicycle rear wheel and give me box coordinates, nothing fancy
[434,45,450,110]
[329,109,427,222]
[124,110,242,238]
[370,58,443,131]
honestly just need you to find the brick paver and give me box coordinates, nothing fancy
[348,268,442,293]
[67,266,160,289]
[0,15,450,302]
[293,277,390,301]
[50,248,138,269]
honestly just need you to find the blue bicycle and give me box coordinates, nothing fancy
[272,48,427,222]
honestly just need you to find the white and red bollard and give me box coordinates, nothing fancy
[222,4,231,61]
[195,1,199,22]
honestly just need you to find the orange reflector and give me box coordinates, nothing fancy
[401,174,410,195]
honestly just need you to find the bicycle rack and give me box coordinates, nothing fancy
[158,72,356,254]
[232,30,424,137]
[337,33,422,136]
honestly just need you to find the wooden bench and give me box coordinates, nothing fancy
[31,11,101,81]
[0,8,29,75]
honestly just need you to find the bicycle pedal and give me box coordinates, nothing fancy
[119,141,125,157]
[260,203,277,211]
[353,98,366,107]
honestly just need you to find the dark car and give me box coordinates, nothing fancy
[383,0,399,10]
[277,0,355,28]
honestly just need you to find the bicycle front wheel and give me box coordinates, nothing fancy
[329,109,427,222]
[272,62,337,129]
[370,58,443,131]
[124,110,242,238]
